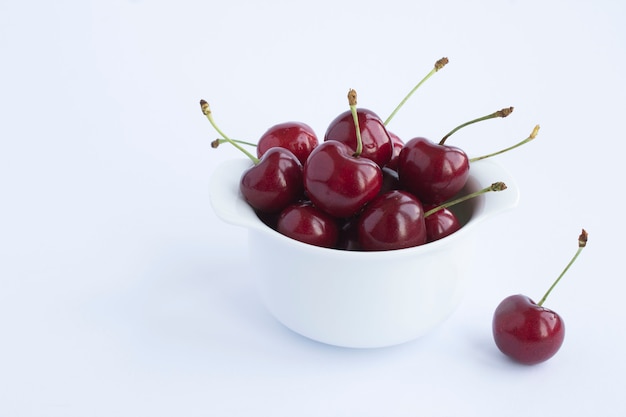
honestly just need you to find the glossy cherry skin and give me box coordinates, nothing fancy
[386,131,404,171]
[277,202,340,248]
[257,121,318,166]
[424,205,461,243]
[397,137,470,204]
[240,147,304,214]
[324,108,393,167]
[304,140,382,219]
[357,190,427,251]
[492,294,565,365]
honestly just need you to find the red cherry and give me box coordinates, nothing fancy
[385,131,404,171]
[492,295,564,365]
[397,137,470,204]
[423,205,461,242]
[492,229,588,365]
[276,201,339,248]
[357,190,427,251]
[324,108,393,167]
[422,181,507,242]
[303,140,382,219]
[257,121,318,166]
[199,100,305,215]
[240,147,304,213]
[393,107,521,204]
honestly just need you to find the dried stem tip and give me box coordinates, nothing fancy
[348,89,358,106]
[211,139,220,149]
[200,99,211,116]
[530,124,540,139]
[496,107,514,118]
[490,182,508,192]
[435,57,449,71]
[579,229,588,248]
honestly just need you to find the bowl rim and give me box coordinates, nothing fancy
[210,157,519,259]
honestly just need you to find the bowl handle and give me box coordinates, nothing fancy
[209,159,261,229]
[468,159,520,223]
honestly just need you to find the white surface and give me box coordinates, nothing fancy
[1,0,624,416]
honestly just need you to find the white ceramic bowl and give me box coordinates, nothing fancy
[210,158,519,348]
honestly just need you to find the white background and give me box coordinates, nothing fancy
[1,0,625,416]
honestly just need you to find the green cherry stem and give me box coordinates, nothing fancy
[384,57,449,126]
[469,124,540,163]
[348,89,363,157]
[423,182,507,218]
[439,107,514,146]
[537,229,588,307]
[211,138,258,149]
[200,100,259,164]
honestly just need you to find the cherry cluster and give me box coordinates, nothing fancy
[203,58,589,365]
[202,58,537,251]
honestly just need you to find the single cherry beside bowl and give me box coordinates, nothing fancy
[492,294,564,366]
[492,229,588,365]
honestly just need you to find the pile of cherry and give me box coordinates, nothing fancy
[202,59,534,251]
[229,106,505,251]
[202,57,588,365]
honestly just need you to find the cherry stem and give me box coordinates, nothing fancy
[537,229,588,307]
[439,107,514,146]
[423,182,507,218]
[211,138,258,149]
[200,99,259,164]
[348,89,363,157]
[469,125,540,163]
[384,57,448,126]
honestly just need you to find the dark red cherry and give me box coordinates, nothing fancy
[276,201,340,248]
[240,147,304,214]
[492,230,588,365]
[385,131,404,171]
[357,190,427,251]
[324,108,393,167]
[303,140,382,219]
[424,205,461,242]
[397,137,470,204]
[492,295,564,365]
[257,122,318,166]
